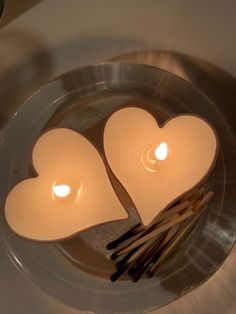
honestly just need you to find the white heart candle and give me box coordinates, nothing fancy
[104,107,218,226]
[5,128,128,242]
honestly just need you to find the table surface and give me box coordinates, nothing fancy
[0,1,236,313]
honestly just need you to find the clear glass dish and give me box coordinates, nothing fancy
[0,62,234,313]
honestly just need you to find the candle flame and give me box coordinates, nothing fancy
[52,184,72,198]
[154,142,168,161]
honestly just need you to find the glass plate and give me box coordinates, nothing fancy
[0,63,234,313]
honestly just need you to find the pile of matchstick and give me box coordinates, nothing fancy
[106,185,214,282]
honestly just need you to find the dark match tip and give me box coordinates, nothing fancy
[110,252,118,260]
[145,269,154,278]
[106,223,142,251]
[106,241,118,250]
[129,264,146,282]
[110,269,123,282]
[116,259,127,270]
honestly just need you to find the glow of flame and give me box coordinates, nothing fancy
[52,184,71,198]
[154,142,168,161]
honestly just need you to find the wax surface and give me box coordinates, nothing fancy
[5,128,128,241]
[104,107,218,226]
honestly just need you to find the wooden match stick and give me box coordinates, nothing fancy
[109,200,190,256]
[106,223,142,250]
[129,223,188,282]
[146,201,211,277]
[109,186,214,283]
[152,200,190,224]
[128,235,166,282]
[115,244,144,270]
[110,244,144,282]
[124,236,161,265]
[108,190,203,254]
[115,210,194,256]
[182,185,205,202]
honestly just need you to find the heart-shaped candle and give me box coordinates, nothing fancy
[5,128,127,242]
[104,107,218,226]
